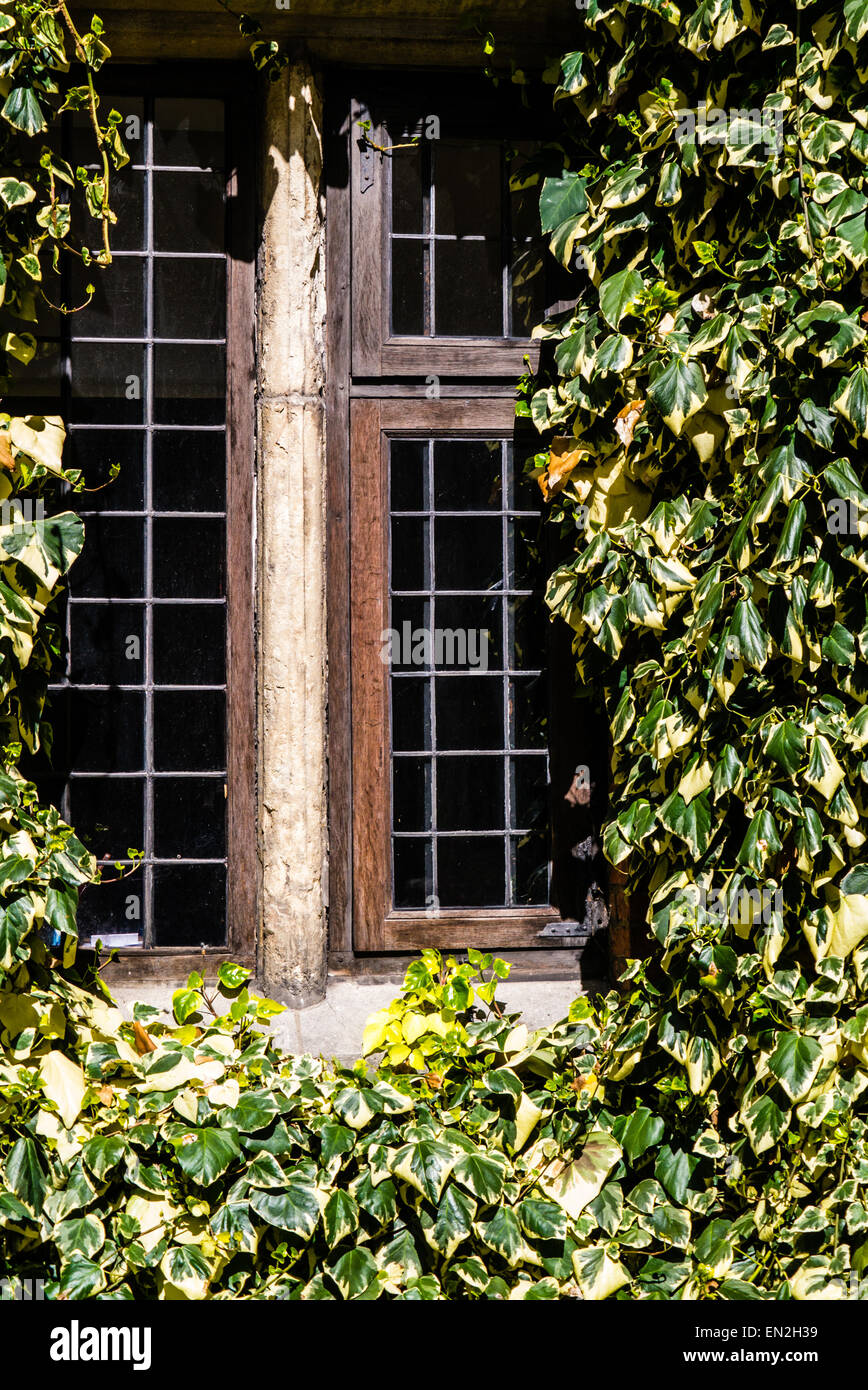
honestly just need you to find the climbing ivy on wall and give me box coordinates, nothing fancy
[519,0,868,1296]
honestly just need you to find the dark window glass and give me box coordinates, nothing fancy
[508,515,545,589]
[434,144,501,237]
[389,597,431,671]
[391,677,430,753]
[433,595,502,670]
[389,139,545,338]
[153,691,225,772]
[514,831,549,905]
[74,517,145,599]
[393,838,433,909]
[46,91,231,949]
[437,837,505,907]
[437,756,504,831]
[69,96,145,166]
[509,594,547,672]
[68,432,145,511]
[154,778,226,858]
[390,515,429,592]
[510,241,547,336]
[393,758,432,832]
[153,98,225,169]
[386,437,550,910]
[153,605,225,685]
[153,431,225,512]
[153,865,226,946]
[69,342,145,425]
[153,172,225,253]
[391,239,424,336]
[390,439,427,511]
[78,875,145,949]
[105,169,146,253]
[2,346,61,412]
[154,259,226,340]
[434,516,502,591]
[69,604,145,685]
[70,258,146,338]
[510,675,548,750]
[154,344,226,425]
[69,777,145,858]
[153,518,226,598]
[62,691,145,773]
[511,755,549,831]
[435,676,503,751]
[434,241,502,337]
[434,440,502,511]
[392,146,423,234]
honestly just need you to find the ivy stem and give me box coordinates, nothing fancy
[54,0,113,264]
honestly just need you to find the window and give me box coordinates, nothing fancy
[328,74,606,954]
[388,436,548,911]
[351,76,562,378]
[16,73,255,964]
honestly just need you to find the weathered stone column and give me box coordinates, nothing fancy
[257,53,328,1005]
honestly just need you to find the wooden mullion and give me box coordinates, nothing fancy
[350,97,385,376]
[381,912,575,952]
[225,76,258,962]
[349,400,392,949]
[325,88,354,955]
[377,340,539,378]
[376,397,517,433]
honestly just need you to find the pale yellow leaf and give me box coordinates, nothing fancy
[40,1049,86,1128]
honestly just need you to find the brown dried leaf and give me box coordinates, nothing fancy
[614,399,645,450]
[537,436,591,502]
[132,1020,157,1055]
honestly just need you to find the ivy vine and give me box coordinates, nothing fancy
[521,0,868,1296]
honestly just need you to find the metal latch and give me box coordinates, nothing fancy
[536,920,592,941]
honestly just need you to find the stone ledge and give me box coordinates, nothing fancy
[108,972,604,1065]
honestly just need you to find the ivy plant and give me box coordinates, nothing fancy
[0,955,613,1300]
[518,0,868,1297]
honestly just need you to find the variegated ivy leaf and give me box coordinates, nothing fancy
[390,1136,461,1205]
[539,1130,622,1220]
[599,268,645,331]
[647,355,708,434]
[571,1245,631,1300]
[833,366,868,437]
[766,1031,824,1102]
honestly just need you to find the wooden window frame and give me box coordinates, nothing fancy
[351,397,564,953]
[348,74,544,380]
[327,72,594,959]
[76,66,257,983]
